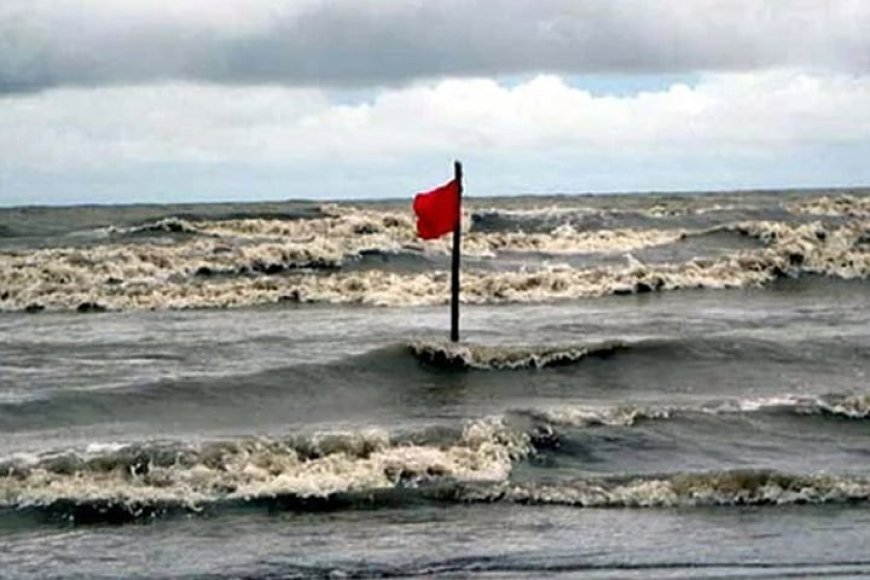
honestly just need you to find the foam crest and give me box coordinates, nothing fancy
[789,194,870,218]
[409,340,627,370]
[464,470,870,508]
[472,201,749,222]
[730,219,870,279]
[0,241,849,311]
[192,207,417,245]
[681,392,870,421]
[109,217,203,236]
[515,392,870,430]
[816,394,870,418]
[519,404,671,427]
[2,204,867,312]
[462,226,686,256]
[736,393,870,420]
[472,206,591,219]
[706,394,813,414]
[0,418,531,513]
[4,395,870,518]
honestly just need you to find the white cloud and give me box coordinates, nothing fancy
[2,71,869,175]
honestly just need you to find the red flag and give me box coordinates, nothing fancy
[413,179,460,240]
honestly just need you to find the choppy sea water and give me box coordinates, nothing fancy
[1,189,869,578]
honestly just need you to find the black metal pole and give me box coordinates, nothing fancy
[450,160,462,343]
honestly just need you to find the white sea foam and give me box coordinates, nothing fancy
[789,194,870,218]
[408,340,627,370]
[462,226,686,257]
[85,442,130,455]
[466,470,870,507]
[0,417,531,511]
[517,392,870,429]
[520,405,672,427]
[3,392,869,515]
[1,205,867,312]
[472,201,752,221]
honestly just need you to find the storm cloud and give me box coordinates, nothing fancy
[2,0,870,93]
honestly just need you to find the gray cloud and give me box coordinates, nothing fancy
[2,0,870,93]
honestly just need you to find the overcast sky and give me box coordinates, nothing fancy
[2,0,870,206]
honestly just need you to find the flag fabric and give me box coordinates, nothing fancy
[412,178,460,240]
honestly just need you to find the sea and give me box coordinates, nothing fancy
[0,188,869,579]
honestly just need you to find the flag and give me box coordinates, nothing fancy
[413,178,460,240]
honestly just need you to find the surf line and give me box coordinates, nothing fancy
[412,161,464,342]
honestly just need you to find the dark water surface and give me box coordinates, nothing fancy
[1,190,869,578]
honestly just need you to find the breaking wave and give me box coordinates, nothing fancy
[108,217,205,237]
[0,417,531,520]
[461,470,870,508]
[708,393,870,420]
[3,391,870,521]
[408,340,628,370]
[1,196,867,312]
[788,194,870,218]
[510,392,870,429]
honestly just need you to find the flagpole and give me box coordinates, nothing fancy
[450,160,462,343]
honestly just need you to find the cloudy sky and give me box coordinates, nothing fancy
[2,0,870,206]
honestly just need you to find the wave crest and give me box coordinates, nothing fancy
[108,217,204,237]
[1,202,867,311]
[706,393,870,420]
[408,340,627,370]
[789,194,870,218]
[4,392,870,521]
[464,470,870,508]
[0,417,531,517]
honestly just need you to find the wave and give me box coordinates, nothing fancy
[0,336,820,433]
[0,244,820,311]
[470,201,799,236]
[468,203,743,228]
[3,333,861,432]
[711,393,870,420]
[1,203,867,311]
[463,225,688,257]
[461,469,870,508]
[107,217,205,237]
[511,393,870,429]
[3,390,870,522]
[408,340,628,370]
[0,416,531,519]
[20,469,869,524]
[512,404,672,428]
[24,210,699,255]
[789,194,870,218]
